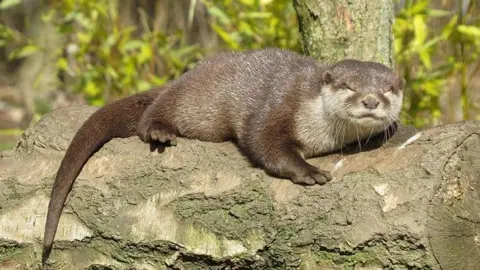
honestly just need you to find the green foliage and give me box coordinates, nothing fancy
[0,0,38,60]
[394,0,480,126]
[0,0,22,10]
[0,24,40,60]
[203,0,300,51]
[46,0,201,106]
[1,0,299,107]
[0,24,14,48]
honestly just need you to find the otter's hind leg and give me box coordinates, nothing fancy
[137,97,178,148]
[139,122,177,146]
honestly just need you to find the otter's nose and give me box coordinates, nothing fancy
[361,96,380,109]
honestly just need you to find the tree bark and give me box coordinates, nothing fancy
[293,0,395,67]
[1,106,480,269]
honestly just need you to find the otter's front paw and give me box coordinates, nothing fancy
[139,123,177,146]
[292,166,332,185]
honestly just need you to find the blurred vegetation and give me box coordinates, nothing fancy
[394,0,480,126]
[0,0,479,129]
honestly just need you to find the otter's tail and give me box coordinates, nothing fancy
[42,89,158,264]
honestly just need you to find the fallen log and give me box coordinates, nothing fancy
[0,105,479,269]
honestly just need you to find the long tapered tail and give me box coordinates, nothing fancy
[42,89,158,264]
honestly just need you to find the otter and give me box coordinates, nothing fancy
[42,48,405,263]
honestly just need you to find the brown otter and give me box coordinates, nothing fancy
[42,48,405,263]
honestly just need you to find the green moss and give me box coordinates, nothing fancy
[45,239,175,269]
[245,230,266,253]
[0,240,25,262]
[302,249,381,269]
[0,177,35,211]
[173,184,274,242]
[182,225,224,257]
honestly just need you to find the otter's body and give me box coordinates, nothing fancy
[43,48,405,263]
[140,49,321,143]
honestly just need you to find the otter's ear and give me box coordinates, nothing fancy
[322,71,334,85]
[398,77,406,90]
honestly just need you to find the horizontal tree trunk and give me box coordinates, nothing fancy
[0,106,479,269]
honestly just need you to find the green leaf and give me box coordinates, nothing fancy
[121,57,136,77]
[75,13,93,29]
[122,40,144,52]
[137,80,151,91]
[64,11,78,23]
[418,48,432,69]
[77,32,91,44]
[41,9,57,22]
[425,9,451,17]
[211,23,240,50]
[239,0,255,6]
[137,44,153,64]
[457,25,480,38]
[8,45,40,60]
[0,0,22,10]
[118,27,136,46]
[149,75,169,86]
[260,0,274,4]
[440,16,458,39]
[169,45,199,59]
[409,0,429,15]
[207,6,231,25]
[422,36,442,50]
[413,15,427,47]
[394,38,403,55]
[105,34,117,47]
[90,98,104,106]
[106,66,119,79]
[238,21,254,36]
[241,12,272,19]
[57,58,69,71]
[83,80,101,97]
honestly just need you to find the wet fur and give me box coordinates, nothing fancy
[43,48,404,264]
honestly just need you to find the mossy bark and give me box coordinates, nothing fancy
[1,106,480,269]
[294,0,395,67]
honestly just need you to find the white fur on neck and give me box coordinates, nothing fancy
[295,94,391,158]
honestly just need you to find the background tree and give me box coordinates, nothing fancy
[294,0,395,67]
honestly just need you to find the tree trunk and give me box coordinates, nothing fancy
[10,1,65,124]
[1,106,479,269]
[293,0,395,67]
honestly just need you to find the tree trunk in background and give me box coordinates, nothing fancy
[2,0,65,125]
[293,0,395,67]
[18,5,62,121]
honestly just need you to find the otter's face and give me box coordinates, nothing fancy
[320,60,405,128]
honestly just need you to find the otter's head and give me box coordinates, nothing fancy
[320,59,405,128]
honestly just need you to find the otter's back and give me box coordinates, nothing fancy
[166,49,321,141]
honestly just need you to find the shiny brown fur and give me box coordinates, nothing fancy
[43,48,405,264]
